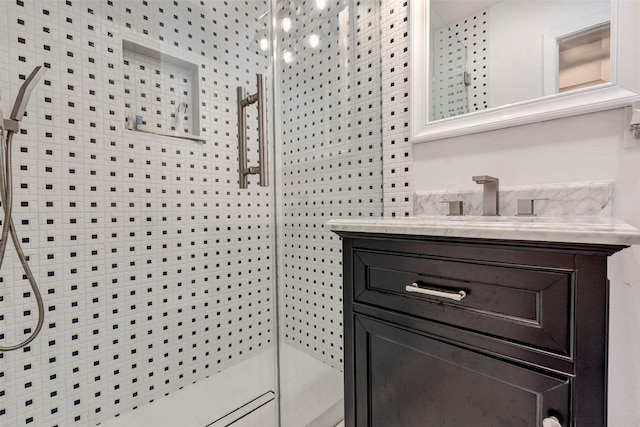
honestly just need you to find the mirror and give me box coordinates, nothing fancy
[410,0,640,142]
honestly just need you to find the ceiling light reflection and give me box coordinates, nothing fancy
[282,16,292,32]
[308,34,320,48]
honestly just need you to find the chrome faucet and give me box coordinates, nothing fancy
[472,175,499,216]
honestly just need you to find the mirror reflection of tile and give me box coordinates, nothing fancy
[430,9,489,121]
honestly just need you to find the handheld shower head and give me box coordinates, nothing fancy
[0,66,47,352]
[9,66,46,122]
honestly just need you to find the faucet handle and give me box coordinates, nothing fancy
[516,198,548,216]
[439,200,464,216]
[472,175,499,184]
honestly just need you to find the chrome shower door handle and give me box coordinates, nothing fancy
[405,283,467,301]
[237,73,268,188]
[237,85,248,188]
[256,73,268,187]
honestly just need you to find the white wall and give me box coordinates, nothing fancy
[489,0,609,107]
[413,107,640,425]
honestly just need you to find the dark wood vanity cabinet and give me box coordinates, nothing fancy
[338,232,626,427]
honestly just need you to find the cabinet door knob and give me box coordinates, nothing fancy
[542,416,562,427]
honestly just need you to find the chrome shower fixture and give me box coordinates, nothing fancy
[0,65,46,352]
[2,66,46,134]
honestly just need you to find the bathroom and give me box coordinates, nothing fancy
[0,0,639,426]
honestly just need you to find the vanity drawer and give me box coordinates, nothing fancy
[352,248,573,356]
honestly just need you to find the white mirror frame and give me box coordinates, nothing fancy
[410,0,640,143]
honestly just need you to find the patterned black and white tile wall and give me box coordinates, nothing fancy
[277,0,384,369]
[0,1,273,426]
[276,0,418,367]
[381,0,413,218]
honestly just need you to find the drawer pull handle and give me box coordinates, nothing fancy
[405,283,467,301]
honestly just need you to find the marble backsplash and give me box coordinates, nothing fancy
[414,181,613,217]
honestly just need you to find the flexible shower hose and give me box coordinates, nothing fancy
[0,130,45,351]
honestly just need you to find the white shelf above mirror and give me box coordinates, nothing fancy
[410,0,640,143]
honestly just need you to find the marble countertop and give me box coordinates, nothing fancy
[325,216,640,246]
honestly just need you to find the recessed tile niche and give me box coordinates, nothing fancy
[122,39,201,137]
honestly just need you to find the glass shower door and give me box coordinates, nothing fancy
[270,0,384,425]
[0,1,279,426]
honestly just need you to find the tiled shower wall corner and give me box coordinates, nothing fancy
[279,0,384,369]
[0,1,274,426]
[381,0,413,217]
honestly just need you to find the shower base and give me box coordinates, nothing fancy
[99,343,342,427]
